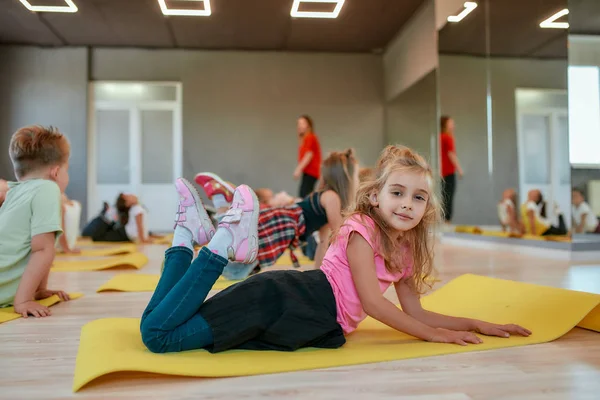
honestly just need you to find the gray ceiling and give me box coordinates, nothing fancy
[0,0,425,52]
[439,0,571,59]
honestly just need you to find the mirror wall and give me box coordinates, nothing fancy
[569,0,600,242]
[437,0,576,241]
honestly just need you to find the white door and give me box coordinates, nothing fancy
[88,82,182,234]
[517,110,571,227]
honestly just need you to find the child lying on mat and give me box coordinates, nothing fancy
[195,149,358,277]
[140,145,531,354]
[0,125,71,317]
[82,193,152,244]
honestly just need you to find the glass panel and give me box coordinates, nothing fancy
[141,109,173,184]
[522,115,550,184]
[96,109,130,184]
[95,83,177,102]
[557,115,570,185]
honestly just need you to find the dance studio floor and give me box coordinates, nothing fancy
[2,242,600,399]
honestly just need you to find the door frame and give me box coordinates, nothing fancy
[87,81,183,222]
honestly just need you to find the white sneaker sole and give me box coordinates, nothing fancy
[178,178,215,245]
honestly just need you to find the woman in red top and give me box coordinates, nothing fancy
[294,115,322,198]
[439,116,464,223]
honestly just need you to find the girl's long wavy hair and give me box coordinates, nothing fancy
[320,148,358,211]
[341,145,442,294]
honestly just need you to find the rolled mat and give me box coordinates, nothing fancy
[0,293,83,324]
[52,252,149,272]
[56,243,137,258]
[96,273,240,293]
[72,274,600,392]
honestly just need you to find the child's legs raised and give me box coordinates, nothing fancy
[141,246,194,323]
[140,247,228,353]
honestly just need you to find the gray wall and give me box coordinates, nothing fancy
[383,0,437,101]
[569,35,600,66]
[439,55,567,225]
[438,55,491,224]
[385,70,438,164]
[92,49,384,196]
[0,46,88,218]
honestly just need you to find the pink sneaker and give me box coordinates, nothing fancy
[195,172,235,203]
[174,178,216,246]
[217,185,259,264]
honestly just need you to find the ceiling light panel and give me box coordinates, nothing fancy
[540,9,569,29]
[447,2,477,23]
[19,0,78,13]
[291,0,345,19]
[158,0,211,16]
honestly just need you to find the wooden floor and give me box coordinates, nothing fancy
[1,241,600,400]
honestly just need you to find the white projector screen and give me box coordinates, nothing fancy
[568,66,600,167]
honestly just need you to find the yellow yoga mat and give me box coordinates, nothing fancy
[0,293,83,324]
[57,243,137,258]
[274,251,313,266]
[151,234,174,245]
[96,273,240,293]
[52,252,149,272]
[73,274,600,392]
[455,227,571,242]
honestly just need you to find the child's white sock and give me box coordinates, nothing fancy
[212,194,230,210]
[207,228,233,259]
[172,225,194,251]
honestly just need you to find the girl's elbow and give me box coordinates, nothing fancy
[362,299,385,318]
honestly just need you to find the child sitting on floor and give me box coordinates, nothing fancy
[0,125,71,317]
[140,145,531,354]
[572,188,600,234]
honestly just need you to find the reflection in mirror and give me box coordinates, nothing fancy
[569,0,600,244]
[438,0,573,245]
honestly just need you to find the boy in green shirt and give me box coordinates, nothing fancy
[0,125,71,317]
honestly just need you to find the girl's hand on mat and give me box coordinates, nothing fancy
[35,289,71,302]
[474,322,532,338]
[14,301,52,318]
[431,328,483,346]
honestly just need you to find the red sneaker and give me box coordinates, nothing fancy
[195,172,235,203]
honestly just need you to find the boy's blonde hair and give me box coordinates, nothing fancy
[320,149,358,211]
[9,125,70,179]
[345,145,442,294]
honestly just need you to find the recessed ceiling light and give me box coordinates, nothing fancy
[291,0,345,19]
[540,9,569,29]
[19,0,78,13]
[158,0,211,16]
[447,2,477,23]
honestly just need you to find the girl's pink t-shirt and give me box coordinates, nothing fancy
[320,214,413,334]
